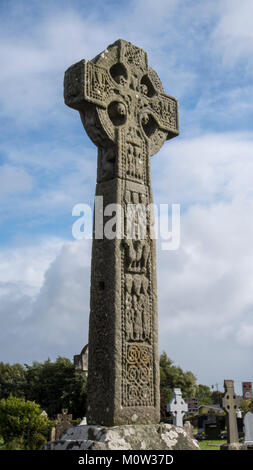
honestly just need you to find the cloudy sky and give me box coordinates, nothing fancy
[1,0,253,394]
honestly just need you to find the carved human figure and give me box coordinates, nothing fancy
[133,295,143,340]
[125,274,134,341]
[127,143,135,176]
[141,241,150,272]
[133,275,142,296]
[124,238,136,271]
[134,145,143,178]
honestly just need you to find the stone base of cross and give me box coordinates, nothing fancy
[44,423,200,450]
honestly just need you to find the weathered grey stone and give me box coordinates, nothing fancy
[44,424,200,450]
[64,39,179,427]
[54,409,73,440]
[184,421,194,439]
[167,388,188,427]
[244,412,253,444]
[222,380,240,444]
[74,344,88,376]
[220,442,247,451]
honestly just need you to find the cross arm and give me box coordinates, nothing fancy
[64,60,114,111]
[148,93,179,140]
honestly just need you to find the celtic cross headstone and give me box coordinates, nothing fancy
[64,39,179,426]
[222,380,240,444]
[167,388,188,427]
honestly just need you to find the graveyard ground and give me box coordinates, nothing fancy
[198,440,224,450]
[0,432,228,450]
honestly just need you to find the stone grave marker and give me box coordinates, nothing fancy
[222,380,240,444]
[244,412,253,445]
[205,423,220,440]
[55,409,73,440]
[167,388,188,427]
[220,380,246,450]
[184,421,194,439]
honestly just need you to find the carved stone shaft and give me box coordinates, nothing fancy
[64,39,179,426]
[222,380,240,444]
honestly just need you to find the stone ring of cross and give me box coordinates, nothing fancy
[64,39,179,157]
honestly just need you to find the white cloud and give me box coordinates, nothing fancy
[212,0,253,72]
[0,238,63,296]
[0,237,91,363]
[0,140,97,228]
[0,10,111,125]
[0,164,33,198]
[151,132,253,385]
[158,199,253,333]
[0,1,207,126]
[152,132,253,205]
[236,324,253,347]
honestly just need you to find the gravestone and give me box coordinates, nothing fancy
[55,409,73,440]
[167,388,188,427]
[197,410,225,438]
[222,380,240,444]
[44,39,200,450]
[184,421,194,439]
[220,380,246,450]
[244,412,253,445]
[197,415,206,435]
[205,423,220,440]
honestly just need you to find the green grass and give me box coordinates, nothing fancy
[198,439,224,450]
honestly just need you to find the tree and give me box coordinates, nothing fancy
[211,390,223,406]
[24,357,87,418]
[0,362,26,399]
[160,352,197,404]
[195,384,212,405]
[240,398,253,415]
[0,395,50,450]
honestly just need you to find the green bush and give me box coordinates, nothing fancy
[0,395,50,450]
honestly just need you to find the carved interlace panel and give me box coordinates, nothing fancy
[123,343,153,407]
[121,182,154,407]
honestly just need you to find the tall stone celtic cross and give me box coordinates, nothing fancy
[222,380,240,444]
[64,39,179,426]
